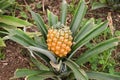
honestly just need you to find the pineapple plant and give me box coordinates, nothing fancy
[5,0,120,80]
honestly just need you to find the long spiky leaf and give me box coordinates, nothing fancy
[47,10,58,27]
[64,59,88,80]
[26,71,55,80]
[60,0,68,24]
[12,69,41,79]
[76,37,120,64]
[27,46,57,63]
[74,18,95,42]
[31,57,49,71]
[0,15,32,27]
[68,21,108,59]
[30,10,47,39]
[87,71,120,80]
[7,29,38,47]
[70,0,87,36]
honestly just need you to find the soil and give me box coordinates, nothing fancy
[0,41,30,80]
[0,0,120,80]
[86,8,120,30]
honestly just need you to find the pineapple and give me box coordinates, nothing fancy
[47,26,73,57]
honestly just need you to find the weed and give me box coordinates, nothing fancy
[86,27,116,74]
[0,48,5,60]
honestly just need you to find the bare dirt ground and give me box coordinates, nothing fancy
[0,41,30,80]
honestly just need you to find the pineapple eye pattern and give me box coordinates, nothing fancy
[47,26,73,57]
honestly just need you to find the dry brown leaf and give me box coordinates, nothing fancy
[107,12,115,36]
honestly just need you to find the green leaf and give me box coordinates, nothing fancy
[99,0,107,3]
[30,11,47,39]
[47,10,58,27]
[0,0,15,9]
[0,30,8,36]
[0,0,5,4]
[8,35,31,47]
[26,71,55,80]
[13,69,41,79]
[31,57,49,71]
[34,35,47,48]
[60,0,68,24]
[0,37,5,47]
[115,30,120,36]
[87,71,120,80]
[25,32,47,48]
[70,0,87,36]
[28,46,57,63]
[76,37,119,64]
[7,29,38,47]
[96,18,102,24]
[74,18,95,42]
[12,69,55,80]
[26,75,46,80]
[115,72,120,75]
[69,21,108,59]
[92,2,107,10]
[64,59,88,80]
[25,32,41,38]
[0,15,32,27]
[0,23,16,29]
[34,52,50,66]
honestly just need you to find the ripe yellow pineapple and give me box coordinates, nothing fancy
[47,26,73,57]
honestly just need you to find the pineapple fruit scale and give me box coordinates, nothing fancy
[47,26,73,57]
